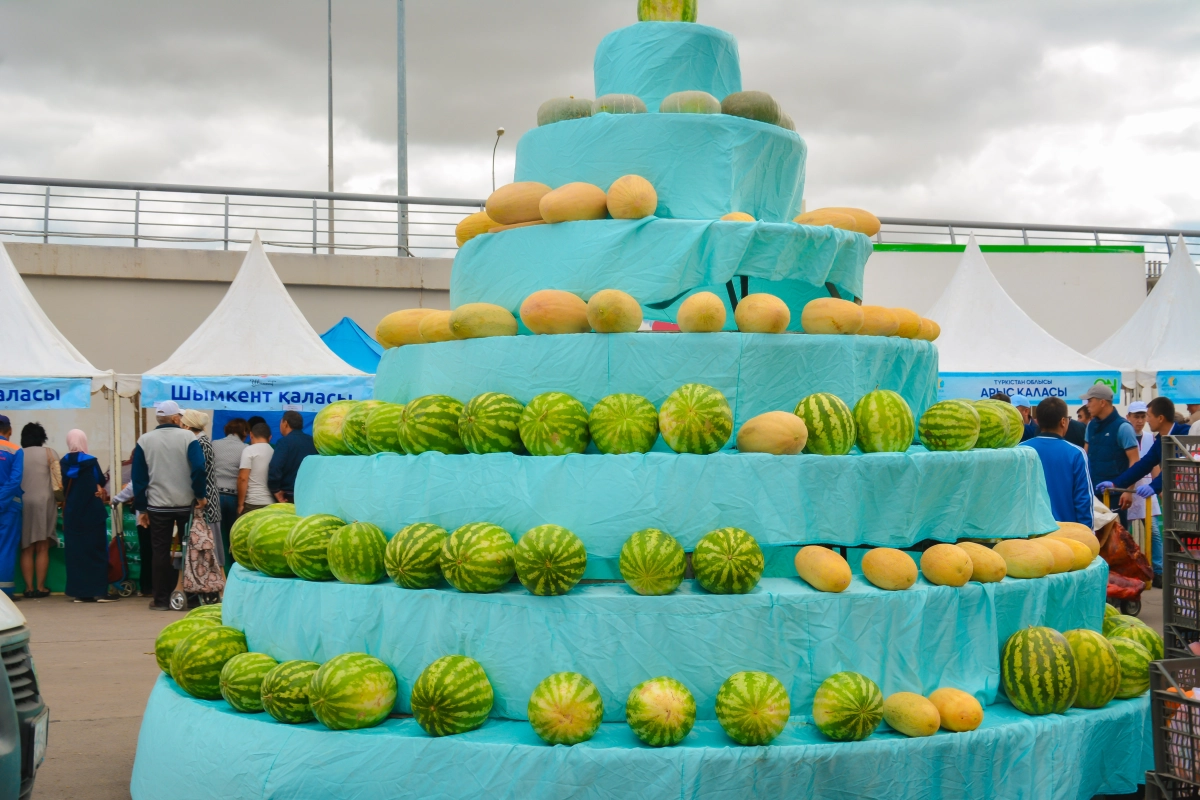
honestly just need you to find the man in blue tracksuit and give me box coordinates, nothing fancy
[1022,398,1094,526]
[1097,396,1190,502]
[0,416,24,598]
[1082,383,1139,525]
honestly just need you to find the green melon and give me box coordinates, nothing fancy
[327,522,388,585]
[441,522,516,593]
[637,0,697,21]
[260,660,321,724]
[514,525,588,596]
[588,393,659,454]
[186,603,222,621]
[399,395,467,455]
[794,392,856,456]
[720,91,782,125]
[918,399,981,451]
[385,522,448,589]
[309,653,398,731]
[619,529,686,596]
[1103,613,1148,637]
[692,527,764,594]
[537,97,594,127]
[230,506,288,568]
[1001,627,1078,714]
[459,393,525,455]
[659,383,732,454]
[715,671,791,746]
[519,392,590,456]
[626,676,696,747]
[313,400,357,456]
[410,655,494,737]
[853,389,915,453]
[283,514,344,581]
[343,400,384,455]
[972,400,1014,449]
[659,91,720,114]
[1108,622,1163,661]
[169,626,249,700]
[778,112,796,132]
[154,616,220,673]
[219,652,278,713]
[527,672,604,745]
[247,513,300,578]
[593,94,647,115]
[1104,604,1119,620]
[995,402,1025,448]
[365,402,406,455]
[1063,629,1121,709]
[811,672,884,741]
[1110,636,1152,698]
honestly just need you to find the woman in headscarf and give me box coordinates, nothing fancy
[18,423,58,598]
[180,411,225,602]
[181,411,223,567]
[60,430,113,603]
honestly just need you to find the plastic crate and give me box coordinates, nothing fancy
[1168,555,1200,633]
[1149,769,1200,798]
[1151,659,1200,787]
[1164,438,1200,534]
[1168,626,1200,661]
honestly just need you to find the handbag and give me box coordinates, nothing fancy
[48,449,64,504]
[182,515,226,595]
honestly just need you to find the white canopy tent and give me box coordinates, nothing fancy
[929,235,1121,403]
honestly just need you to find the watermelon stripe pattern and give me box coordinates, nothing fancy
[519,392,590,456]
[918,399,981,451]
[169,626,248,700]
[1108,621,1164,661]
[626,676,696,747]
[230,506,286,570]
[794,393,855,456]
[853,389,915,453]
[219,652,278,713]
[400,395,468,455]
[154,617,219,673]
[1001,627,1078,714]
[440,523,516,593]
[715,671,791,745]
[284,514,344,581]
[692,527,764,594]
[1110,636,1152,698]
[247,514,301,578]
[588,394,659,454]
[309,653,398,731]
[410,655,494,737]
[513,525,588,596]
[658,383,732,454]
[365,402,406,455]
[343,400,384,455]
[527,672,604,745]
[619,529,686,596]
[186,603,222,621]
[459,393,525,454]
[1064,629,1121,709]
[811,671,884,741]
[973,400,1014,449]
[385,523,448,589]
[328,522,388,585]
[313,400,357,456]
[995,401,1025,448]
[261,660,321,724]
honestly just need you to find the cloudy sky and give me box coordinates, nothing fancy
[1,0,1197,227]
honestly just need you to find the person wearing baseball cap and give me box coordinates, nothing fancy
[1081,383,1139,523]
[1010,395,1039,442]
[0,416,22,597]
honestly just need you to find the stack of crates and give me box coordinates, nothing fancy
[1149,660,1200,799]
[1164,436,1200,659]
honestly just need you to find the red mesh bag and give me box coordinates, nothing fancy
[1099,519,1153,582]
[1106,573,1145,601]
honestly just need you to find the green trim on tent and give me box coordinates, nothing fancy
[871,244,1145,254]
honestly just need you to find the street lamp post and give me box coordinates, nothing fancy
[397,0,408,255]
[327,0,335,254]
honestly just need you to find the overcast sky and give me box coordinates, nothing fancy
[1,0,1197,227]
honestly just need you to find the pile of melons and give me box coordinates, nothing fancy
[802,298,940,342]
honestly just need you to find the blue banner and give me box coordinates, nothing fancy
[938,372,1121,403]
[140,374,374,411]
[1158,371,1200,404]
[0,377,94,409]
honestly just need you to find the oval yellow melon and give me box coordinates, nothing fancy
[992,539,1053,579]
[586,289,642,333]
[607,175,658,220]
[488,220,548,234]
[1036,536,1074,574]
[455,210,501,246]
[821,207,882,237]
[1056,536,1094,571]
[539,182,610,224]
[928,688,983,732]
[735,411,808,455]
[920,544,972,587]
[1049,522,1100,557]
[794,545,851,593]
[486,182,552,225]
[721,212,756,222]
[956,542,1007,583]
[861,548,917,591]
[376,308,439,348]
[883,692,940,738]
[677,292,727,332]
[520,290,591,335]
[858,306,900,337]
[449,303,518,340]
[917,318,941,341]
[417,310,455,343]
[734,294,790,334]
[793,208,859,231]
[801,298,864,335]
[892,308,922,339]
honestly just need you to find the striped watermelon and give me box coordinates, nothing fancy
[514,525,588,596]
[309,653,398,731]
[619,529,686,596]
[1104,603,1119,620]
[626,677,696,747]
[1110,636,1152,698]
[400,395,467,455]
[186,603,222,621]
[972,400,1013,449]
[247,513,301,578]
[343,400,384,455]
[715,671,791,745]
[995,401,1025,448]
[519,392,590,456]
[918,399,981,451]
[853,390,915,453]
[440,522,516,593]
[1108,622,1163,662]
[230,506,288,568]
[313,400,357,456]
[365,402,406,455]
[219,652,278,713]
[527,671,604,745]
[794,392,856,456]
[812,672,884,741]
[154,617,220,673]
[1064,629,1121,709]
[588,394,660,454]
[169,626,248,700]
[385,522,448,589]
[328,522,388,584]
[459,393,525,455]
[659,383,733,455]
[1001,627,1078,714]
[260,660,321,724]
[283,513,344,581]
[1104,613,1148,637]
[692,527,764,594]
[410,655,494,736]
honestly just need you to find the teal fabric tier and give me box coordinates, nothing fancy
[223,562,1104,722]
[514,114,805,222]
[132,676,1151,800]
[593,22,742,113]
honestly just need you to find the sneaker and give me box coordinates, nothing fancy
[1154,574,1163,589]
[148,601,171,611]
[73,598,97,603]
[96,598,117,604]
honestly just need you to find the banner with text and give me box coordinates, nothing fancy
[938,372,1121,404]
[140,374,374,411]
[1157,372,1200,405]
[0,377,94,409]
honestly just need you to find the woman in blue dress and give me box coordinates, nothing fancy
[60,430,113,603]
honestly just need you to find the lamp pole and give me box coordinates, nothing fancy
[492,128,505,193]
[397,0,408,255]
[327,0,335,254]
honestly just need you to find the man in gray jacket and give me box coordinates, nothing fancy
[131,400,206,611]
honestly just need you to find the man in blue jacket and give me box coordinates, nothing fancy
[0,416,23,598]
[268,410,317,504]
[1097,396,1190,502]
[1022,398,1093,526]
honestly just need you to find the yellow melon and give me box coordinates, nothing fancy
[821,207,882,237]
[892,308,922,339]
[916,318,941,341]
[449,303,518,340]
[488,220,548,234]
[677,292,727,332]
[606,175,658,219]
[793,208,859,231]
[883,692,940,738]
[928,688,983,732]
[858,306,900,337]
[520,290,591,334]
[801,298,865,335]
[486,182,552,225]
[1049,523,1100,557]
[376,308,438,348]
[920,544,972,587]
[956,542,1007,583]
[735,411,808,455]
[455,210,501,246]
[586,289,642,333]
[861,548,918,591]
[794,546,851,593]
[1056,536,1095,571]
[1037,537,1075,574]
[417,310,455,343]
[721,212,756,222]
[539,182,610,224]
[992,540,1053,579]
[734,294,790,333]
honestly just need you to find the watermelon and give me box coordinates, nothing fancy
[154,617,220,673]
[1103,613,1148,637]
[659,384,733,455]
[169,626,248,700]
[619,529,686,596]
[399,395,467,455]
[853,389,915,453]
[247,513,301,578]
[1110,636,1152,698]
[514,525,587,596]
[811,672,884,741]
[410,655,494,736]
[794,393,856,456]
[918,400,981,451]
[230,506,288,568]
[385,522,448,589]
[313,400,357,456]
[1104,603,1119,620]
[1001,627,1078,714]
[272,503,297,515]
[519,392,590,456]
[327,522,388,585]
[537,97,594,127]
[588,394,660,454]
[714,671,791,746]
[1108,622,1163,661]
[692,527,764,594]
[440,522,516,593]
[283,514,344,581]
[219,652,278,713]
[186,603,222,621]
[721,91,782,125]
[995,402,1025,448]
[626,677,696,747]
[365,402,406,455]
[260,660,321,724]
[459,393,525,455]
[1063,629,1121,709]
[973,400,1013,449]
[343,400,384,455]
[527,671,604,745]
[309,653,398,731]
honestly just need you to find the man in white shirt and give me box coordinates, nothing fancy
[1125,401,1161,584]
[237,422,274,515]
[212,418,248,568]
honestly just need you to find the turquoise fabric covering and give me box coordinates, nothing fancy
[131,675,1151,800]
[320,317,383,374]
[593,23,742,113]
[514,114,805,222]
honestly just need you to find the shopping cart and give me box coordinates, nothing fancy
[107,505,136,598]
[1100,487,1153,616]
